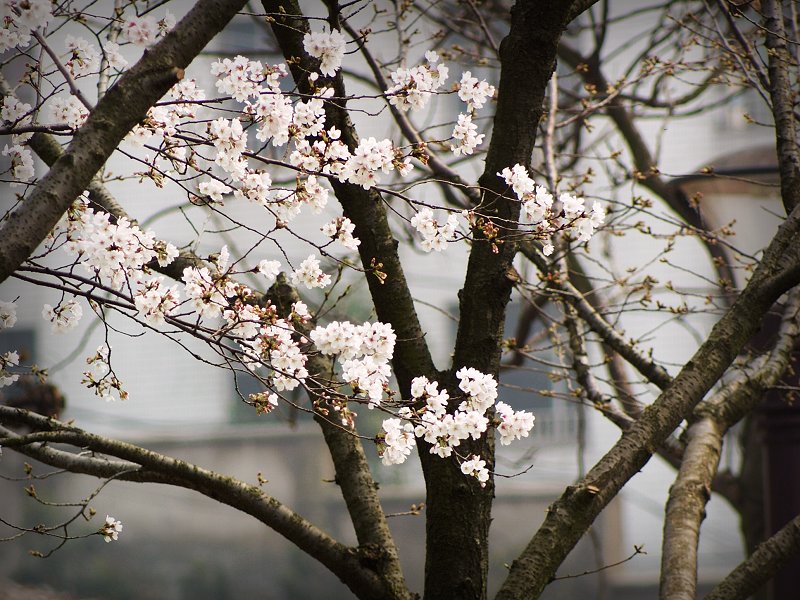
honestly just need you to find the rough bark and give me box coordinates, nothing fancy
[496,199,800,598]
[704,514,800,600]
[412,3,579,598]
[0,0,249,285]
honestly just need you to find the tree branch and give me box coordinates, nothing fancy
[704,514,800,600]
[763,0,800,214]
[496,194,800,598]
[0,408,393,599]
[0,0,249,285]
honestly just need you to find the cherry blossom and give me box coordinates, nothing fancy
[321,216,360,251]
[0,350,19,388]
[100,516,123,542]
[458,71,496,110]
[451,113,484,156]
[65,36,101,77]
[0,300,17,330]
[42,299,83,333]
[303,29,346,77]
[291,255,330,289]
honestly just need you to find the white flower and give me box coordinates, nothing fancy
[303,29,346,77]
[321,216,360,250]
[495,401,535,445]
[211,55,264,102]
[42,299,83,333]
[100,515,123,542]
[198,179,231,203]
[134,277,181,325]
[290,255,330,289]
[65,36,101,77]
[387,54,449,112]
[380,418,416,465]
[2,144,34,186]
[460,455,490,486]
[103,41,128,70]
[410,208,459,252]
[257,259,281,285]
[50,96,89,129]
[458,71,495,110]
[2,95,33,143]
[451,112,484,156]
[0,350,20,388]
[560,192,585,219]
[0,300,17,329]
[123,17,158,46]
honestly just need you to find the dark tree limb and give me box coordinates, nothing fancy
[496,196,800,598]
[704,514,800,600]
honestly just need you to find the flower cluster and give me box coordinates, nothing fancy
[386,50,449,112]
[458,71,496,110]
[378,368,535,486]
[410,208,459,252]
[2,94,31,137]
[0,0,53,52]
[495,401,536,445]
[451,113,484,156]
[291,255,330,289]
[303,29,346,77]
[211,55,265,102]
[82,345,128,402]
[321,216,360,251]
[499,164,606,253]
[134,277,181,325]
[310,321,396,405]
[65,36,100,77]
[0,300,17,330]
[51,96,88,129]
[64,199,178,291]
[100,515,123,543]
[123,12,172,46]
[2,144,34,186]
[0,350,19,388]
[42,299,83,333]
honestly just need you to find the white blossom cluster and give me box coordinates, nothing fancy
[65,35,101,77]
[386,50,449,112]
[0,300,17,330]
[50,96,89,129]
[0,0,53,52]
[378,369,535,487]
[451,113,484,157]
[0,349,19,388]
[449,71,495,156]
[302,29,346,77]
[499,164,606,255]
[123,12,174,46]
[64,200,178,291]
[291,255,331,289]
[2,95,32,142]
[100,516,123,543]
[2,143,34,186]
[82,345,128,402]
[133,277,181,325]
[42,299,83,333]
[410,208,459,252]
[0,301,19,388]
[321,216,360,251]
[310,321,396,405]
[458,71,496,110]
